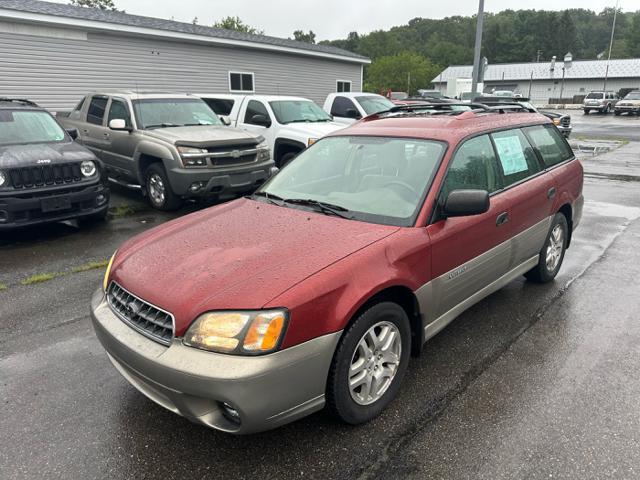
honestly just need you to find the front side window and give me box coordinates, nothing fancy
[132,98,222,129]
[337,81,352,93]
[244,100,271,125]
[258,136,446,227]
[441,134,502,198]
[87,96,108,125]
[0,110,66,146]
[491,129,542,186]
[229,72,254,93]
[108,99,132,128]
[331,97,358,117]
[357,96,395,115]
[269,100,332,124]
[524,124,573,168]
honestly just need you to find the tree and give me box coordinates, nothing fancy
[629,13,640,57]
[69,0,118,10]
[213,16,264,35]
[364,52,441,95]
[293,30,316,44]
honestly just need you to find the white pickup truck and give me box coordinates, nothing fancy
[197,94,345,167]
[322,92,395,125]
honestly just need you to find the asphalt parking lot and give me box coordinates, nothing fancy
[2,112,640,480]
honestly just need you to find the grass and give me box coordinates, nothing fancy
[109,203,138,218]
[0,283,7,291]
[71,260,110,273]
[20,272,60,286]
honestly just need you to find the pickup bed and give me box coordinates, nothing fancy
[58,92,274,210]
[198,94,345,167]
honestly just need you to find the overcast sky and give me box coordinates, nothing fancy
[51,0,633,40]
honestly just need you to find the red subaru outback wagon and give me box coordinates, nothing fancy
[92,107,583,434]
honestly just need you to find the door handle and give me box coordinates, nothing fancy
[547,187,557,199]
[103,132,110,138]
[496,212,509,226]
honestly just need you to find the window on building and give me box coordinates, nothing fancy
[87,96,108,126]
[229,72,254,92]
[337,80,352,93]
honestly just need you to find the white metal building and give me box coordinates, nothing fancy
[432,58,640,104]
[0,0,370,111]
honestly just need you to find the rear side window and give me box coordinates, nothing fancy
[524,125,573,168]
[331,97,359,117]
[243,100,270,125]
[442,134,502,197]
[491,129,541,186]
[108,99,132,128]
[87,96,108,125]
[202,98,235,116]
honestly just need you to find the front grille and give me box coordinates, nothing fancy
[561,117,570,127]
[107,282,174,346]
[8,163,82,189]
[206,145,258,167]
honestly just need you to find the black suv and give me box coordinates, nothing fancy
[0,98,109,229]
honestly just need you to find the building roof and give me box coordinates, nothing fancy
[433,58,640,83]
[0,0,369,64]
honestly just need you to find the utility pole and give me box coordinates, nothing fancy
[536,50,543,62]
[471,0,485,94]
[603,0,619,92]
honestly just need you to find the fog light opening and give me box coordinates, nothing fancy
[0,210,7,223]
[220,402,241,425]
[189,182,206,193]
[96,194,108,206]
[269,166,279,176]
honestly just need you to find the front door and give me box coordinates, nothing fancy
[102,97,137,179]
[425,134,512,330]
[238,99,276,150]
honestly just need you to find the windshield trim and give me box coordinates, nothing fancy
[256,134,449,227]
[0,109,69,147]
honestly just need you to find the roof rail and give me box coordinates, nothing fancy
[363,102,489,121]
[484,103,537,114]
[0,98,40,107]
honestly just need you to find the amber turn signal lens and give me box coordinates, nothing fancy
[243,312,286,352]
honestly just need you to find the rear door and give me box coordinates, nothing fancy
[490,127,552,268]
[426,134,511,323]
[81,95,110,159]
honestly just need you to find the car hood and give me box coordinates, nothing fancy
[0,141,96,168]
[141,126,259,147]
[110,198,399,336]
[279,121,345,139]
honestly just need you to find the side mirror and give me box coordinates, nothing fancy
[219,115,231,126]
[109,119,130,131]
[442,189,490,217]
[345,108,361,119]
[251,114,271,128]
[65,128,79,140]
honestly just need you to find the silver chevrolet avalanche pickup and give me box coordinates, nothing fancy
[58,92,274,210]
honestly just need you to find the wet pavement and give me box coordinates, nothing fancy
[1,117,640,479]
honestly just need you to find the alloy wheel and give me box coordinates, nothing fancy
[148,173,166,206]
[546,224,564,272]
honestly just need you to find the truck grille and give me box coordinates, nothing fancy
[560,117,571,127]
[206,145,258,167]
[8,163,82,189]
[107,282,174,346]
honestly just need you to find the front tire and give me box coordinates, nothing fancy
[525,213,568,283]
[327,302,411,425]
[583,109,589,115]
[278,152,298,169]
[145,164,182,211]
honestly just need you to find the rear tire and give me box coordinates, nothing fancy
[525,213,568,283]
[327,302,411,425]
[144,164,182,211]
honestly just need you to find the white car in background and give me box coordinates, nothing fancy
[197,94,344,167]
[323,92,395,125]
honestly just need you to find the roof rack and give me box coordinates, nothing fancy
[363,101,538,122]
[484,103,537,114]
[0,98,40,107]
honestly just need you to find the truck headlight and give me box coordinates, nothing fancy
[0,170,6,187]
[183,309,288,355]
[308,138,318,147]
[81,160,97,177]
[257,140,270,162]
[552,118,561,126]
[177,146,208,167]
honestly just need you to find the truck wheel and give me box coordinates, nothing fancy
[614,110,621,116]
[278,152,298,168]
[145,164,182,211]
[583,109,589,114]
[525,213,568,283]
[327,302,411,425]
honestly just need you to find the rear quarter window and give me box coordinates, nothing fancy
[524,124,573,168]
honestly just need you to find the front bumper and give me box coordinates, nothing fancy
[0,182,109,229]
[614,105,640,113]
[168,159,275,197]
[557,125,572,138]
[90,289,341,434]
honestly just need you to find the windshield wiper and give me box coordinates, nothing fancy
[250,191,285,205]
[283,198,353,219]
[144,123,180,129]
[181,123,215,127]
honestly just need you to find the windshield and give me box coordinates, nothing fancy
[357,96,395,115]
[257,136,446,227]
[132,98,222,129]
[624,92,640,100]
[0,110,66,146]
[586,92,604,99]
[268,100,332,124]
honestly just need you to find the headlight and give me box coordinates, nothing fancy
[81,160,97,177]
[183,309,288,355]
[307,138,318,147]
[103,251,116,292]
[257,140,270,162]
[177,146,208,167]
[0,170,6,187]
[552,118,561,126]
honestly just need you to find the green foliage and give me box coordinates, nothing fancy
[213,16,264,35]
[293,30,316,44]
[364,52,441,95]
[69,0,118,10]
